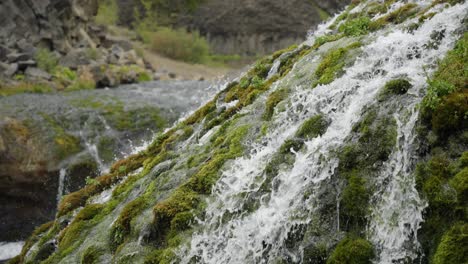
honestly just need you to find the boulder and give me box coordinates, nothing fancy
[25,67,52,81]
[59,50,91,70]
[3,63,18,77]
[90,65,119,88]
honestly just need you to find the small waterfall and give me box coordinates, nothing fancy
[56,168,67,204]
[177,1,467,263]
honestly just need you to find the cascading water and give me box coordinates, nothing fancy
[177,1,467,263]
[14,1,467,263]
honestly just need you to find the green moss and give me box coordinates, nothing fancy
[313,43,361,87]
[327,236,374,264]
[110,198,146,250]
[58,204,104,250]
[339,16,371,37]
[81,245,102,264]
[264,88,288,120]
[40,113,82,158]
[431,91,468,138]
[314,34,345,48]
[369,3,418,31]
[341,173,370,227]
[184,100,216,125]
[379,79,412,101]
[150,124,249,249]
[432,223,468,264]
[296,114,328,139]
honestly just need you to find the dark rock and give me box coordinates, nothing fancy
[169,72,177,79]
[25,67,52,80]
[7,53,32,63]
[17,60,37,71]
[0,45,10,62]
[34,240,57,262]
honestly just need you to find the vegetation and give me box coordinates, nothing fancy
[414,34,467,263]
[150,27,210,63]
[296,114,329,139]
[378,79,412,101]
[95,0,118,25]
[327,236,375,264]
[313,42,361,87]
[35,48,59,73]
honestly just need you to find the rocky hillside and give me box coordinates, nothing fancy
[10,0,467,263]
[0,0,156,91]
[117,0,350,56]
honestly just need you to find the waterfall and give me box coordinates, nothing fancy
[177,2,467,263]
[56,168,67,204]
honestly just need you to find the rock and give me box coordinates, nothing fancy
[7,52,32,63]
[59,50,91,70]
[169,72,177,79]
[101,35,133,51]
[34,240,57,262]
[3,63,19,77]
[17,60,37,71]
[0,45,10,62]
[25,67,52,80]
[90,65,119,88]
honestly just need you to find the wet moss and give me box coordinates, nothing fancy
[263,88,289,121]
[431,91,468,139]
[184,100,217,125]
[11,221,55,263]
[415,151,467,262]
[338,16,371,37]
[369,3,418,31]
[341,173,371,228]
[41,113,82,158]
[296,114,329,139]
[58,204,104,249]
[81,245,103,264]
[327,236,374,264]
[379,79,412,101]
[150,124,249,247]
[432,223,468,264]
[313,42,361,88]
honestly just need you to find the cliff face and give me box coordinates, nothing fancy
[179,0,349,55]
[0,0,98,53]
[116,0,349,56]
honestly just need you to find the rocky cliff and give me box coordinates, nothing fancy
[0,0,98,54]
[117,0,349,56]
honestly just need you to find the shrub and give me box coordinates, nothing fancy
[150,27,210,64]
[327,237,374,264]
[35,48,58,73]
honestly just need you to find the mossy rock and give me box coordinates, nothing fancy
[296,114,329,139]
[379,79,412,101]
[327,237,374,264]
